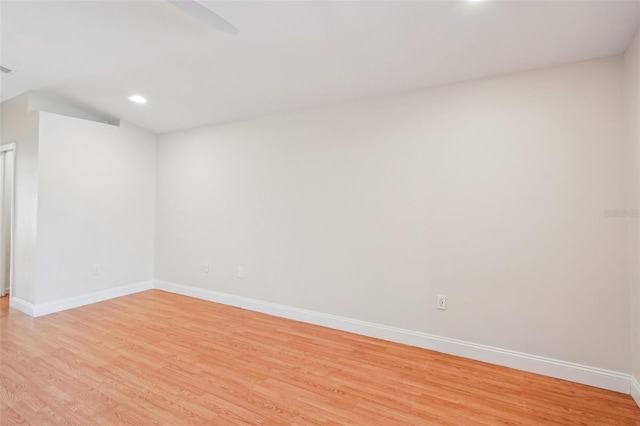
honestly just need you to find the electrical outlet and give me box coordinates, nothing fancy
[93,264,100,275]
[236,266,245,279]
[437,295,446,310]
[203,263,210,273]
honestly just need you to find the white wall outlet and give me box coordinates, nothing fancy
[437,294,446,310]
[203,263,209,273]
[93,264,100,275]
[236,266,245,279]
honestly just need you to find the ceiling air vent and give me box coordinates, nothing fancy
[0,66,13,75]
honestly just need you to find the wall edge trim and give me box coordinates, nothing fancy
[31,280,154,317]
[9,296,35,316]
[631,376,640,407]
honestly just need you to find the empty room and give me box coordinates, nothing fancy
[1,0,640,424]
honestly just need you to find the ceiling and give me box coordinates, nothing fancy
[1,0,639,135]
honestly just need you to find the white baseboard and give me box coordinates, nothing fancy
[31,280,154,317]
[155,280,631,395]
[9,278,634,397]
[631,376,640,407]
[9,296,35,316]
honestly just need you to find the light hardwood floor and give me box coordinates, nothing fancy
[1,290,639,425]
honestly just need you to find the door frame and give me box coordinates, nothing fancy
[0,143,16,301]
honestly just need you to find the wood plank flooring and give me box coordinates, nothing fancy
[1,290,639,425]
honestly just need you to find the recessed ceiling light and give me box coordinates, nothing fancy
[128,95,147,104]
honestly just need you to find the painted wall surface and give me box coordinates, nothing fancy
[35,112,155,304]
[28,92,116,125]
[0,94,39,304]
[624,27,640,382]
[156,56,629,373]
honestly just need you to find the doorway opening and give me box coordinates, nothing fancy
[0,144,15,300]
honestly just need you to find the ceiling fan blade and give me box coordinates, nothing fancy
[168,0,239,36]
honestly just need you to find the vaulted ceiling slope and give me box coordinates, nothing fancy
[1,0,639,134]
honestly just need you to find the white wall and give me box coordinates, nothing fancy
[624,26,640,387]
[35,112,156,304]
[29,92,117,126]
[0,93,39,304]
[156,56,629,373]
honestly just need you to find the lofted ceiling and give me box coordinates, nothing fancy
[1,0,639,135]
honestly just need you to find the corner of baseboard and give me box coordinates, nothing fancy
[9,296,35,317]
[631,376,640,407]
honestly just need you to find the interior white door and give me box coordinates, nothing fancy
[0,147,14,298]
[0,152,6,298]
